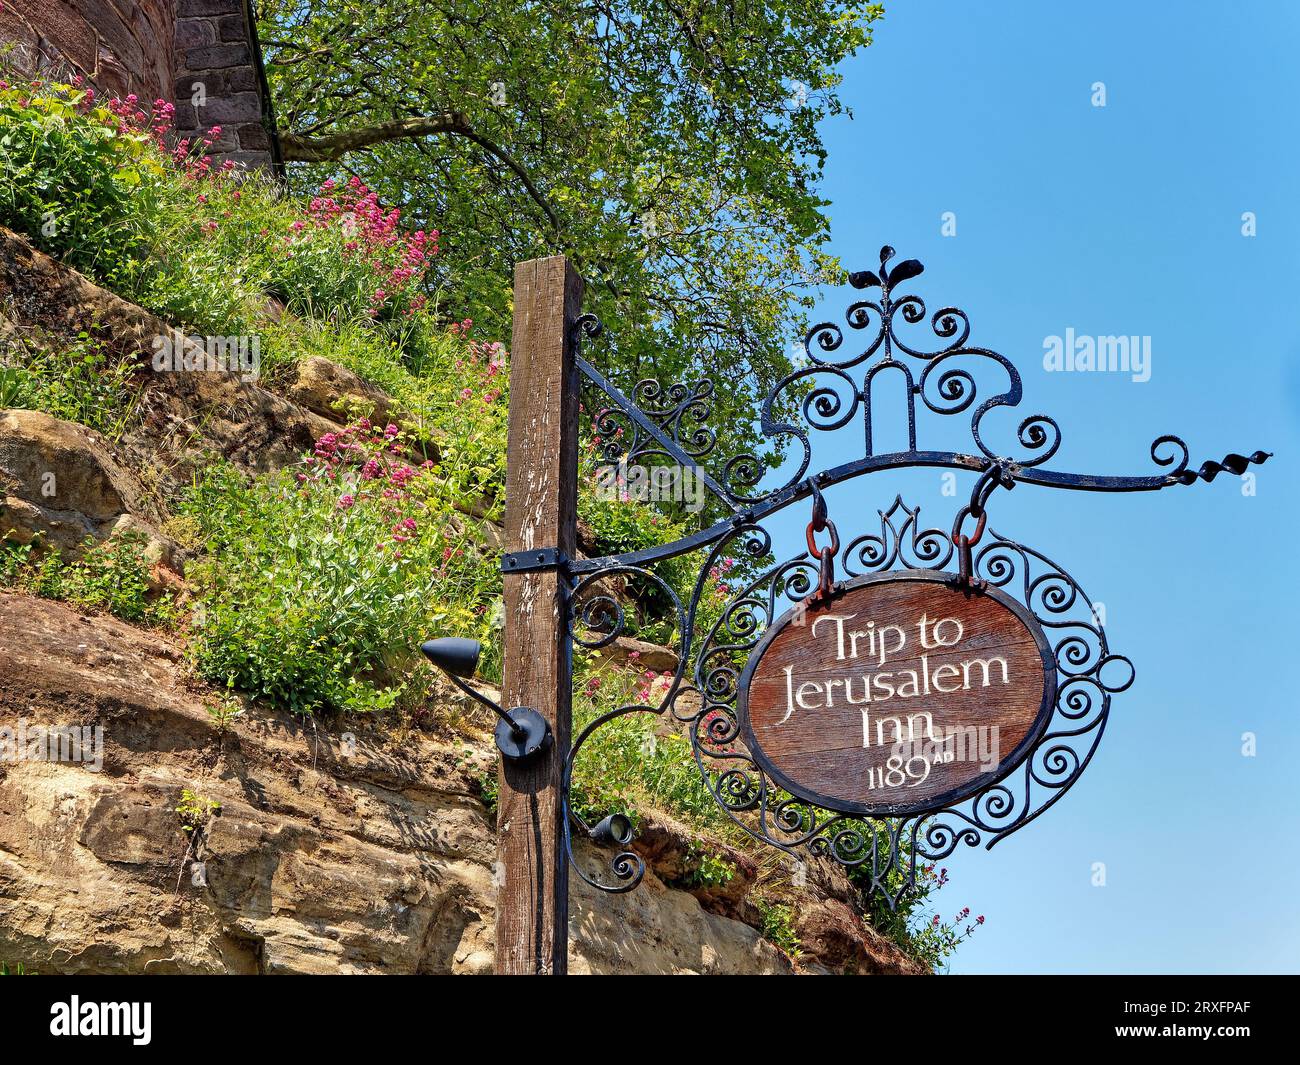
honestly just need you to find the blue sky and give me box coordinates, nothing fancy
[758,0,1298,973]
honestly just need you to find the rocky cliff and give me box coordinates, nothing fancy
[0,227,924,975]
[0,593,922,974]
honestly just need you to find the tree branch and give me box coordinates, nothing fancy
[279,114,560,233]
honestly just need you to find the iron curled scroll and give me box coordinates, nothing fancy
[560,497,1135,907]
[569,245,1269,546]
[559,244,1265,903]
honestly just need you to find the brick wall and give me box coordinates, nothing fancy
[172,0,273,167]
[0,0,277,170]
[0,0,176,102]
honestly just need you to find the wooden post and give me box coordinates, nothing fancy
[497,256,582,974]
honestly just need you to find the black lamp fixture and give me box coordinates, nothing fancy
[588,813,633,846]
[420,638,552,763]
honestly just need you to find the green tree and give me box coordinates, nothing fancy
[260,0,885,469]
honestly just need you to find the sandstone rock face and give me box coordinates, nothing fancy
[596,635,680,674]
[0,409,177,569]
[0,593,904,974]
[0,226,338,495]
[287,356,395,427]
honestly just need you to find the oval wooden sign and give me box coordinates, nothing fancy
[737,570,1057,817]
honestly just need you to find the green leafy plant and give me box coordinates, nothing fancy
[176,788,221,835]
[478,772,499,815]
[174,788,220,895]
[180,422,502,717]
[0,532,168,624]
[0,332,141,440]
[0,80,456,395]
[0,79,166,281]
[205,694,246,734]
[859,859,984,971]
[757,901,803,959]
[569,664,722,831]
[683,845,736,890]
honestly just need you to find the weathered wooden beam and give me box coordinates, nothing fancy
[496,255,581,974]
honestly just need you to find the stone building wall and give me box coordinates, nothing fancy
[0,0,176,101]
[171,0,275,167]
[0,0,277,169]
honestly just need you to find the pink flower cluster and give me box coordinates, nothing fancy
[301,420,440,553]
[80,84,221,181]
[709,557,737,600]
[97,90,181,154]
[300,176,439,317]
[451,340,507,407]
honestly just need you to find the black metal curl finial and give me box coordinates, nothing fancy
[570,312,603,349]
[1174,450,1271,485]
[848,244,925,295]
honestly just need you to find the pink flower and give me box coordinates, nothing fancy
[337,494,355,510]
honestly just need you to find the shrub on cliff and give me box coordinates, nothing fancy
[180,420,501,716]
[0,79,442,403]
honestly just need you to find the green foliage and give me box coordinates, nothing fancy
[176,788,221,834]
[854,846,983,971]
[683,846,736,890]
[0,962,33,975]
[478,772,499,815]
[576,457,693,642]
[126,170,437,344]
[261,0,887,462]
[205,695,246,734]
[0,80,164,282]
[757,901,803,958]
[179,423,502,717]
[0,332,141,440]
[569,658,723,829]
[0,533,169,624]
[0,83,452,423]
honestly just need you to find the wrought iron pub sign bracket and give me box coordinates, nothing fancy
[554,245,1269,908]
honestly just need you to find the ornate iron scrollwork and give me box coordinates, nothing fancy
[563,498,1131,907]
[560,245,1266,905]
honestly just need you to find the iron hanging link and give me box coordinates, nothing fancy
[804,482,839,605]
[808,481,829,533]
[951,461,1013,591]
